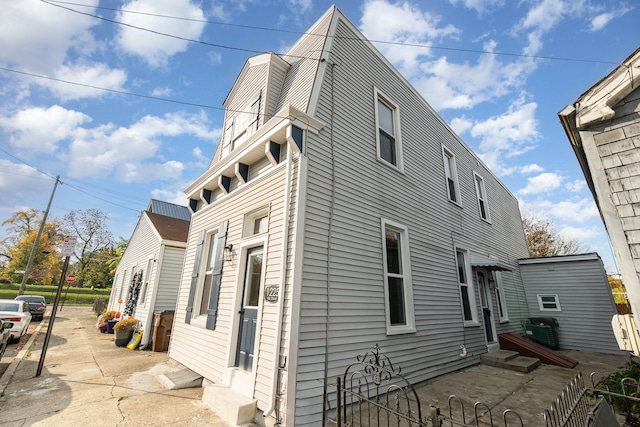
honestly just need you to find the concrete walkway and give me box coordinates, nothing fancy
[0,306,227,427]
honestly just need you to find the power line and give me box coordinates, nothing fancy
[43,0,620,66]
[0,67,224,110]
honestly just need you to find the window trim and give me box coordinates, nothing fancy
[381,218,415,335]
[493,271,509,322]
[220,91,261,159]
[191,228,221,327]
[243,206,270,238]
[537,294,561,312]
[443,146,461,206]
[374,88,403,171]
[474,172,490,223]
[139,258,154,305]
[455,248,478,326]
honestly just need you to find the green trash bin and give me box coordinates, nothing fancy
[523,317,559,350]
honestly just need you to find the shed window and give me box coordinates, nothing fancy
[537,294,561,311]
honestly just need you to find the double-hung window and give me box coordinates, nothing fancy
[474,173,490,221]
[198,231,220,316]
[375,89,402,169]
[443,146,460,204]
[493,272,509,322]
[381,219,415,334]
[455,248,477,324]
[220,92,261,159]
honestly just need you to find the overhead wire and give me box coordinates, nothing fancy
[43,0,620,65]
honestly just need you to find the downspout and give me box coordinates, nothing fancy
[263,129,294,420]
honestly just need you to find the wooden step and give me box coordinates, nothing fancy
[498,333,578,368]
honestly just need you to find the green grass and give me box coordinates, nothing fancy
[0,282,111,306]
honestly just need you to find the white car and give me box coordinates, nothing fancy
[0,299,32,343]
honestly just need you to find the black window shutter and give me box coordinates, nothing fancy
[206,220,228,330]
[185,230,205,324]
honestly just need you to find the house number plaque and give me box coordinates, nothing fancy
[264,286,279,303]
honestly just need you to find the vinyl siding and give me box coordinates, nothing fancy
[519,255,624,354]
[109,213,186,347]
[277,8,332,113]
[170,162,288,410]
[155,247,184,311]
[293,16,529,425]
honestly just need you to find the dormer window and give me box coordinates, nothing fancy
[221,91,261,159]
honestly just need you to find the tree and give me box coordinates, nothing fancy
[61,209,115,287]
[522,214,587,258]
[1,209,64,284]
[107,237,128,275]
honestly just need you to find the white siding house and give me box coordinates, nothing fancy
[169,7,530,426]
[519,253,624,354]
[108,201,190,348]
[559,47,640,342]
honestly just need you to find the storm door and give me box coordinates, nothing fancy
[477,270,497,344]
[235,246,263,371]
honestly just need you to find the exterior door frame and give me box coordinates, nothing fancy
[476,269,498,349]
[224,234,268,396]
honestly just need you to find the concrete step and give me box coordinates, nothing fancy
[158,368,203,390]
[481,350,540,373]
[202,383,257,426]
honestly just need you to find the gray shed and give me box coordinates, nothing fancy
[518,253,624,355]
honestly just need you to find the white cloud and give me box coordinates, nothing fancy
[360,0,460,76]
[448,0,504,14]
[116,0,207,67]
[0,106,218,182]
[151,188,189,206]
[0,1,127,101]
[518,172,563,195]
[289,0,312,13]
[565,179,587,192]
[449,116,473,135]
[151,87,173,97]
[0,105,91,155]
[589,6,633,32]
[520,197,599,222]
[520,164,544,174]
[463,99,539,173]
[0,160,53,207]
[0,1,99,73]
[63,112,218,180]
[557,225,600,243]
[50,63,127,101]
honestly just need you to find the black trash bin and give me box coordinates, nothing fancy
[523,317,559,350]
[152,310,175,352]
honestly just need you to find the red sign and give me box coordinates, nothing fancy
[66,274,76,283]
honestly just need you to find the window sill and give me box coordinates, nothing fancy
[463,321,479,327]
[376,157,405,174]
[480,217,492,225]
[499,319,509,324]
[386,325,416,335]
[448,199,463,209]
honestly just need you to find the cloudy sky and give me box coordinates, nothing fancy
[0,0,637,273]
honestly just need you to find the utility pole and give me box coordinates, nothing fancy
[18,175,61,296]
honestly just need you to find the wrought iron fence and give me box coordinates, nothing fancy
[330,344,525,427]
[544,371,640,427]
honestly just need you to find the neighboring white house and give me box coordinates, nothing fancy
[519,253,624,355]
[559,47,640,347]
[168,6,531,426]
[109,200,190,348]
